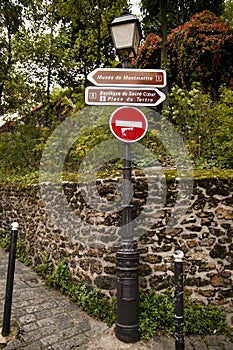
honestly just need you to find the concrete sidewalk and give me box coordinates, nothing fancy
[0,247,232,350]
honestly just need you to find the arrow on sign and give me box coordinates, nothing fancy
[85,87,166,107]
[87,68,167,88]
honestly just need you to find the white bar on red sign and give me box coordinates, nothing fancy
[115,120,143,128]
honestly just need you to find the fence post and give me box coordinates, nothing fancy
[2,222,19,337]
[173,250,185,350]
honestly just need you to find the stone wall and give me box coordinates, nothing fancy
[0,176,232,327]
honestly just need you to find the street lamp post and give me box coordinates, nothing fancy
[109,10,142,343]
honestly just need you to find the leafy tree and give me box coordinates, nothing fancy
[0,1,47,115]
[167,11,233,95]
[0,115,44,175]
[0,0,25,114]
[0,87,82,177]
[54,0,128,85]
[140,0,225,35]
[221,0,233,27]
[136,33,162,69]
[15,0,128,108]
[136,11,233,96]
[16,4,71,106]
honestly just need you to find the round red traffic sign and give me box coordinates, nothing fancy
[109,106,148,143]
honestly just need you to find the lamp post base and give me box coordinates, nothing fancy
[115,323,139,344]
[115,241,139,343]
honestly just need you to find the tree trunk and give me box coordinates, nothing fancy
[96,0,101,68]
[160,0,169,110]
[0,28,12,115]
[160,0,168,67]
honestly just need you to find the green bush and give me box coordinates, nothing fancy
[16,238,32,266]
[163,85,233,168]
[34,256,232,341]
[0,231,11,251]
[50,259,73,294]
[70,281,116,326]
[0,230,32,265]
[139,290,174,340]
[185,301,230,336]
[35,255,54,281]
[213,87,233,168]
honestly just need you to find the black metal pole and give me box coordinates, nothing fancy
[174,250,185,350]
[2,222,19,337]
[115,141,140,343]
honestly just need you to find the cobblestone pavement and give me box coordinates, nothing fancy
[0,248,232,350]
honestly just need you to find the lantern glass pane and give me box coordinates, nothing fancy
[111,22,134,49]
[133,26,141,56]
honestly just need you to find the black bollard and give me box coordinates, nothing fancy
[2,222,19,337]
[173,250,185,350]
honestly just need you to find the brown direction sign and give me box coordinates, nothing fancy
[85,87,166,107]
[87,68,167,88]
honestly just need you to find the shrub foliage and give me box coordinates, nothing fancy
[136,11,233,96]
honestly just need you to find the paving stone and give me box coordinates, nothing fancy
[39,333,61,347]
[196,335,233,350]
[151,336,162,350]
[50,333,90,350]
[15,341,43,350]
[1,339,24,350]
[18,314,37,325]
[189,335,208,350]
[205,335,221,347]
[185,338,195,350]
[153,344,162,349]
[161,337,175,349]
[36,317,56,328]
[22,324,58,343]
[222,343,233,350]
[20,322,37,333]
[215,337,233,350]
